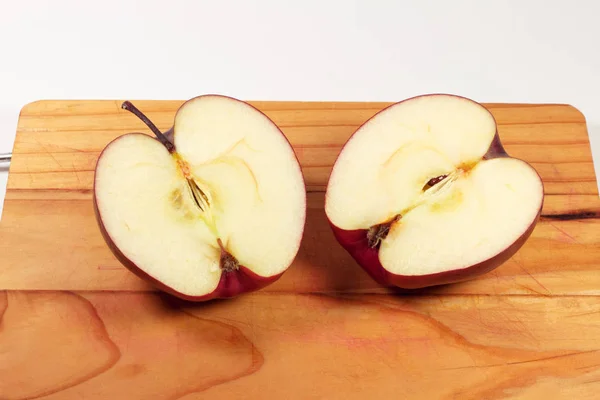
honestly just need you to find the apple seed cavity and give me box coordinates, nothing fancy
[173,155,211,212]
[187,177,210,212]
[367,172,460,249]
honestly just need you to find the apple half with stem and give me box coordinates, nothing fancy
[93,95,306,301]
[325,94,544,289]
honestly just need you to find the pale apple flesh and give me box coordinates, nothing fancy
[325,94,544,288]
[94,96,306,300]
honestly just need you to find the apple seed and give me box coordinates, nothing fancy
[423,174,448,191]
[187,178,210,212]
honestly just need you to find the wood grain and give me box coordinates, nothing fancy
[8,101,598,194]
[1,290,600,399]
[1,100,599,398]
[0,291,261,399]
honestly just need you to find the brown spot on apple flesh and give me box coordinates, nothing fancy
[170,188,184,209]
[367,215,401,249]
[429,188,464,213]
[169,188,198,221]
[217,238,239,272]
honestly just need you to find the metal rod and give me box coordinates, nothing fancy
[0,153,12,164]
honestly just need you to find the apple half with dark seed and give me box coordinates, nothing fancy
[94,95,306,301]
[325,94,544,289]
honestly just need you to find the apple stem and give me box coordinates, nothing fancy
[121,101,175,153]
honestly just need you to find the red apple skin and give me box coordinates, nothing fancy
[326,94,545,289]
[93,95,306,301]
[484,132,510,159]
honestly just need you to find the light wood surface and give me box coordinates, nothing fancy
[1,100,599,399]
[1,291,600,399]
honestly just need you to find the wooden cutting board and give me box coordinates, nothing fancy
[1,100,599,399]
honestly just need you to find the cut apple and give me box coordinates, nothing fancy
[94,95,306,301]
[325,94,544,289]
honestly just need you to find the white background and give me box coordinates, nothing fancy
[1,0,599,218]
